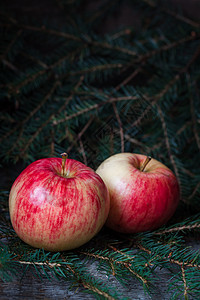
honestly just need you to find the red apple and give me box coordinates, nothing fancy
[9,154,110,251]
[96,153,180,233]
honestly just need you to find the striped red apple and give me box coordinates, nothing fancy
[9,153,110,251]
[96,153,180,233]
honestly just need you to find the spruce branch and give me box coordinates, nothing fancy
[181,265,189,300]
[90,40,137,57]
[80,249,148,286]
[136,33,200,64]
[156,104,180,187]
[141,0,200,28]
[70,63,124,76]
[0,29,22,60]
[136,242,200,269]
[79,139,87,165]
[2,59,19,73]
[188,182,200,200]
[20,75,84,157]
[61,255,120,300]
[53,95,138,125]
[189,77,200,151]
[66,116,94,153]
[107,244,135,261]
[8,68,47,95]
[129,43,200,130]
[7,80,60,156]
[1,17,81,41]
[21,52,48,69]
[154,222,200,235]
[114,66,143,92]
[112,103,124,153]
[20,94,72,157]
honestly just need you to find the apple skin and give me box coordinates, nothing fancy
[96,153,180,233]
[9,158,110,251]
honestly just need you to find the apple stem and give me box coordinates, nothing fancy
[140,156,152,172]
[61,152,68,176]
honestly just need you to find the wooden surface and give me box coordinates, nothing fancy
[1,237,200,299]
[0,263,174,299]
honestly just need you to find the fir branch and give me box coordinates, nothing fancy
[154,223,200,235]
[7,50,81,95]
[90,40,137,57]
[2,59,19,73]
[188,182,200,200]
[7,80,60,156]
[79,139,87,165]
[141,0,200,28]
[0,29,22,60]
[129,43,200,129]
[1,16,81,41]
[50,128,55,157]
[53,95,138,125]
[108,245,135,261]
[114,66,143,92]
[189,78,200,151]
[18,260,62,268]
[61,256,119,300]
[66,116,94,153]
[20,76,84,156]
[112,103,124,153]
[181,265,189,300]
[136,242,200,269]
[156,104,180,186]
[70,63,123,76]
[8,68,47,95]
[21,52,48,69]
[82,283,117,300]
[125,264,148,285]
[21,94,73,157]
[81,249,148,286]
[135,33,200,65]
[110,28,132,40]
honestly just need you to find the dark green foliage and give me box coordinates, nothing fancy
[0,0,200,298]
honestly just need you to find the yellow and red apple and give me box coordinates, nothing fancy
[96,153,180,233]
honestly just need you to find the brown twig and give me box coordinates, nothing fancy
[181,265,189,300]
[6,80,60,156]
[114,66,143,92]
[141,0,200,28]
[2,59,19,72]
[21,95,72,156]
[69,63,123,76]
[20,75,84,156]
[82,283,117,300]
[156,104,180,186]
[188,182,200,200]
[66,116,94,153]
[80,249,148,285]
[108,244,135,261]
[0,29,22,61]
[189,77,200,151]
[154,223,200,235]
[79,139,87,165]
[112,103,124,153]
[53,95,138,125]
[91,40,137,57]
[137,242,200,269]
[21,52,48,69]
[129,44,200,130]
